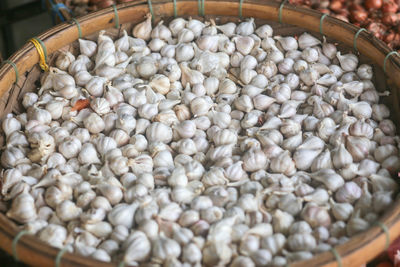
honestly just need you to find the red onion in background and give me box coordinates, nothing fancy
[364,0,383,10]
[289,0,400,52]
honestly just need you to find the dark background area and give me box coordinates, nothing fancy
[0,0,52,60]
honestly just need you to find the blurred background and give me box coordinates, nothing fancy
[3,0,400,61]
[0,0,52,60]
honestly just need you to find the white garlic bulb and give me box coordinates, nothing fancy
[133,14,152,41]
[124,231,151,263]
[337,52,358,72]
[90,98,110,115]
[84,113,105,134]
[108,202,138,228]
[190,96,212,116]
[152,21,172,41]
[38,224,67,249]
[298,32,321,50]
[332,144,353,169]
[7,192,37,223]
[310,169,344,192]
[58,136,82,159]
[270,150,296,176]
[2,114,21,136]
[56,199,82,221]
[152,234,182,262]
[242,149,268,172]
[233,36,255,55]
[146,122,173,143]
[79,39,97,57]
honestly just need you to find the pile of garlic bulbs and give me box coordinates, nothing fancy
[1,15,400,266]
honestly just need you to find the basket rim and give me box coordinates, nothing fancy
[0,1,400,267]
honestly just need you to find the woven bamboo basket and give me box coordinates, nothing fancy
[1,1,400,266]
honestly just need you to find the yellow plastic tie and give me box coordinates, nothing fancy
[30,37,49,72]
[12,230,29,261]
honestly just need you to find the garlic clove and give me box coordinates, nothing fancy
[298,32,321,50]
[293,149,321,171]
[7,192,37,223]
[336,52,358,72]
[310,169,345,192]
[132,14,152,41]
[123,231,151,263]
[332,144,353,169]
[233,36,255,55]
[216,22,236,37]
[236,18,255,36]
[78,39,97,58]
[151,20,172,41]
